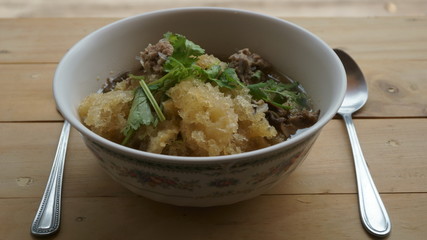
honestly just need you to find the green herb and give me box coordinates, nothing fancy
[146,32,206,95]
[204,64,222,79]
[194,64,242,89]
[164,32,205,70]
[217,67,246,89]
[247,79,305,110]
[122,32,307,144]
[121,74,167,145]
[149,32,244,93]
[148,59,190,92]
[251,70,262,81]
[139,79,165,122]
[121,85,156,145]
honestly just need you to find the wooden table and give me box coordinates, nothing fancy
[1,17,426,240]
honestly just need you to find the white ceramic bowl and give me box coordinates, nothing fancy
[54,7,346,207]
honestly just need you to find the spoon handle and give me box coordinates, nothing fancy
[31,121,70,236]
[341,113,391,237]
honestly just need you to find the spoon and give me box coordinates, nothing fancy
[334,49,391,237]
[31,120,70,236]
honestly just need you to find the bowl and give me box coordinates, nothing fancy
[53,7,346,207]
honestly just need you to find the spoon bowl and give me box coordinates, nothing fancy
[335,49,368,115]
[334,49,391,237]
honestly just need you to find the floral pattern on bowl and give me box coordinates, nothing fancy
[84,132,318,206]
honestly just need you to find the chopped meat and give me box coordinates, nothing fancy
[140,39,173,74]
[265,103,319,139]
[289,110,319,129]
[228,48,271,84]
[80,32,320,157]
[228,49,319,140]
[102,71,129,93]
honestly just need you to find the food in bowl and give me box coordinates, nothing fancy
[78,32,319,156]
[54,7,346,206]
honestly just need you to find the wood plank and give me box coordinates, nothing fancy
[0,64,62,121]
[1,16,425,240]
[293,17,427,61]
[273,118,427,194]
[1,17,426,63]
[359,59,427,117]
[1,194,426,239]
[1,18,426,118]
[0,122,129,199]
[1,119,426,198]
[0,0,425,18]
[0,18,115,64]
[293,17,427,117]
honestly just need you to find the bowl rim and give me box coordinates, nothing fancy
[54,7,346,164]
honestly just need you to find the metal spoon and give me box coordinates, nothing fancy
[31,120,70,236]
[335,49,391,237]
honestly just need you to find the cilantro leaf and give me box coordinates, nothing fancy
[195,65,245,89]
[164,32,205,70]
[122,86,155,145]
[121,75,167,145]
[139,79,165,122]
[218,67,245,89]
[158,33,245,91]
[247,79,306,110]
[205,64,222,79]
[147,33,206,95]
[147,60,191,95]
[251,70,263,81]
[121,32,310,146]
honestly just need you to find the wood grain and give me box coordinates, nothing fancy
[1,194,426,240]
[0,64,62,121]
[2,18,427,63]
[1,0,426,18]
[1,119,426,198]
[0,18,426,119]
[0,18,114,64]
[1,17,426,240]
